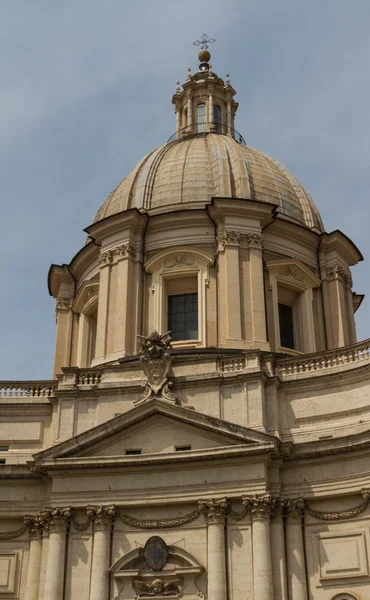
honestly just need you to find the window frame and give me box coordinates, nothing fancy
[266,259,320,354]
[196,103,207,133]
[145,247,214,349]
[74,281,99,367]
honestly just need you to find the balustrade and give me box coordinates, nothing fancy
[276,339,370,379]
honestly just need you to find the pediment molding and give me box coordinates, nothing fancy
[32,398,277,463]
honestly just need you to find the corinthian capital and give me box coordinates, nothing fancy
[222,230,241,247]
[24,515,43,539]
[284,498,305,522]
[87,505,116,531]
[246,232,263,249]
[199,498,228,524]
[38,506,71,533]
[242,493,273,520]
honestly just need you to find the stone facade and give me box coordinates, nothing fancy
[0,49,369,600]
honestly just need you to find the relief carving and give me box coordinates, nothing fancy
[135,330,179,405]
[277,265,306,284]
[133,577,183,597]
[164,254,196,269]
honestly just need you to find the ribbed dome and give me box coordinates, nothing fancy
[94,133,324,232]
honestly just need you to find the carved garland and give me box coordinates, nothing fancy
[2,491,369,539]
[119,509,202,530]
[0,526,27,541]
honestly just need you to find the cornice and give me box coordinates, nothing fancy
[31,442,278,473]
[286,428,370,460]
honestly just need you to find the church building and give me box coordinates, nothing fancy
[1,41,370,600]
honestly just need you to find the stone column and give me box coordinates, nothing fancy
[199,498,228,600]
[176,105,181,135]
[182,105,187,129]
[88,505,115,600]
[243,494,274,600]
[187,93,192,131]
[208,87,214,130]
[24,516,43,600]
[42,507,71,600]
[285,499,307,600]
[270,499,288,600]
[226,97,232,135]
[38,526,50,600]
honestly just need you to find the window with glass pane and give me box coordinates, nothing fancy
[168,293,198,341]
[278,303,295,349]
[214,105,222,133]
[197,104,206,133]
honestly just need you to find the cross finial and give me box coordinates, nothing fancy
[193,33,215,51]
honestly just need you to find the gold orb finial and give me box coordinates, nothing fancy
[198,49,211,63]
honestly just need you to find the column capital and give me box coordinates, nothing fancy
[87,505,116,531]
[221,229,241,248]
[99,243,136,266]
[246,232,263,250]
[242,493,273,521]
[270,497,286,522]
[284,498,305,522]
[55,295,73,312]
[24,515,43,540]
[38,506,71,533]
[199,498,228,524]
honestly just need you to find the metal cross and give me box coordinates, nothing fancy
[193,33,215,51]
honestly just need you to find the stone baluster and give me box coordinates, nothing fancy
[88,505,116,600]
[199,498,228,600]
[285,499,307,600]
[243,494,274,600]
[42,507,71,600]
[24,516,43,600]
[270,499,288,600]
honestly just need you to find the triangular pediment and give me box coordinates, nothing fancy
[34,399,276,464]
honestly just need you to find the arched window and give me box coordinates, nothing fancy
[214,105,222,133]
[197,104,206,133]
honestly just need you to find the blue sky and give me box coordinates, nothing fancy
[1,0,369,379]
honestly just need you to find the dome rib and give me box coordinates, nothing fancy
[93,134,324,232]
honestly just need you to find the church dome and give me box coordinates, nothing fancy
[93,133,324,232]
